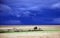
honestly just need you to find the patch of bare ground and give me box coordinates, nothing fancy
[0,32,60,38]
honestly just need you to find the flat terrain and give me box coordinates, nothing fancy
[0,25,60,38]
[0,25,60,30]
[0,31,60,38]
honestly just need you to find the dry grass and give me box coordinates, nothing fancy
[0,25,60,38]
[0,25,60,30]
[0,32,60,38]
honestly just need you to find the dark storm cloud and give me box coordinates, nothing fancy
[0,0,60,25]
[0,20,21,25]
[0,4,12,16]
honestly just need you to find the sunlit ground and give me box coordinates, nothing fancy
[0,31,60,38]
[0,25,60,38]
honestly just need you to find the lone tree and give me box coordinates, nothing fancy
[34,26,37,30]
[33,27,43,31]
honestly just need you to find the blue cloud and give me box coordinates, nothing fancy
[51,3,60,9]
[52,18,60,23]
[0,0,60,25]
[0,20,21,25]
[0,4,12,16]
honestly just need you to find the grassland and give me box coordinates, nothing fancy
[0,31,60,38]
[0,25,60,38]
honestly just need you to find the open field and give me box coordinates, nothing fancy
[0,31,60,38]
[0,25,60,38]
[0,25,60,30]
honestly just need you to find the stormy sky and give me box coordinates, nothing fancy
[0,0,60,25]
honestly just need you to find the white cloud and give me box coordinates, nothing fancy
[10,8,31,17]
[51,3,60,9]
[1,0,60,17]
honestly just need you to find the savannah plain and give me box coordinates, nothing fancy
[0,25,60,38]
